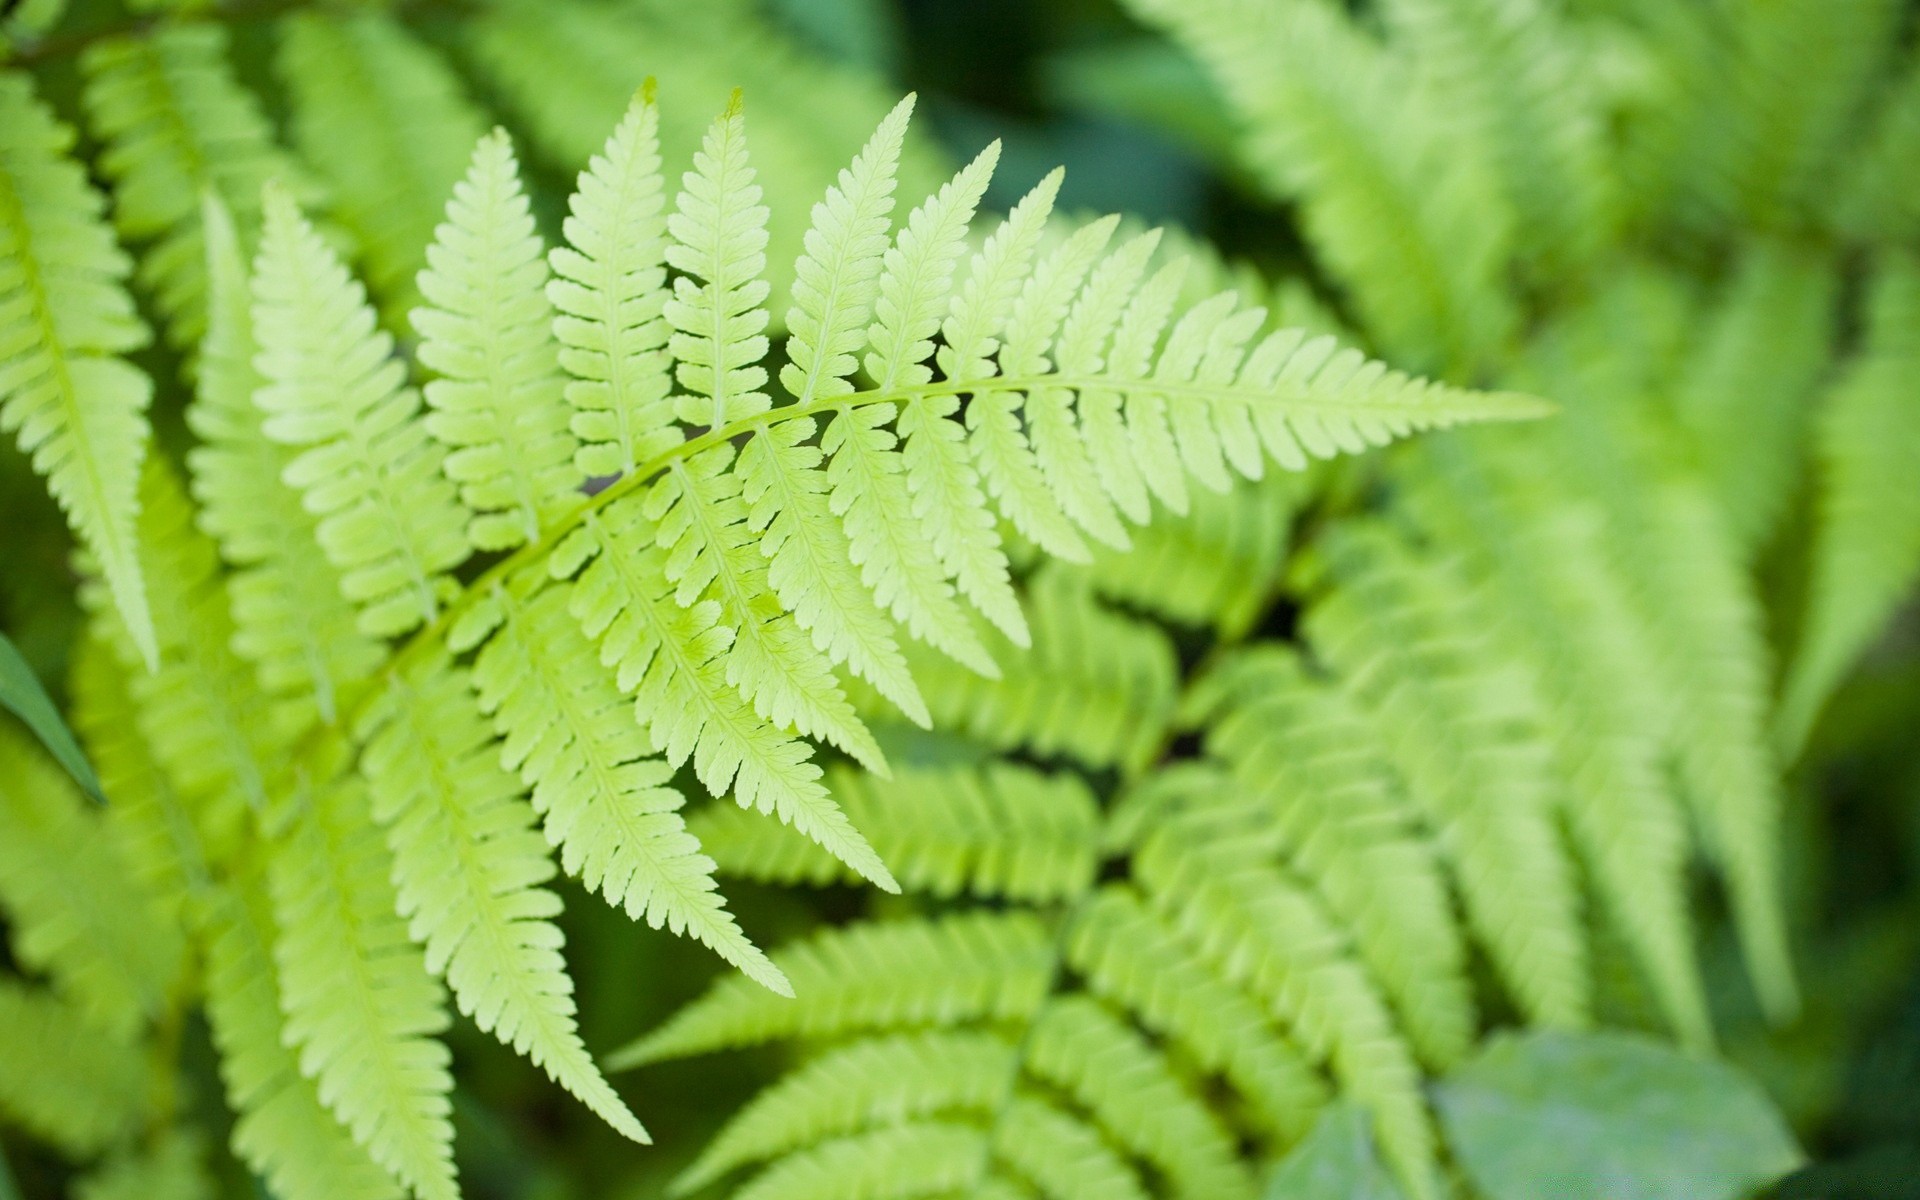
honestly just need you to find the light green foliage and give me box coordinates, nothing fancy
[190,193,380,725]
[2,6,1773,1192]
[545,87,675,482]
[413,130,578,551]
[693,760,1102,900]
[1782,255,1920,753]
[1301,523,1589,1031]
[276,11,485,318]
[357,652,643,1142]
[880,568,1180,777]
[0,71,155,664]
[199,874,403,1200]
[268,776,458,1200]
[0,725,183,1037]
[79,22,307,350]
[462,0,947,302]
[72,1129,214,1200]
[1124,0,1514,372]
[251,185,468,638]
[0,980,146,1157]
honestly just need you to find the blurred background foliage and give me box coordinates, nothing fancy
[4,0,1920,1197]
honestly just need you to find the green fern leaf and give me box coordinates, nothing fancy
[1305,522,1590,1028]
[1121,0,1514,371]
[1401,434,1711,1049]
[276,11,485,318]
[1673,240,1838,556]
[692,760,1101,901]
[674,1030,1015,1193]
[199,872,403,1200]
[1067,885,1327,1144]
[884,568,1178,777]
[731,1122,985,1200]
[267,776,457,1200]
[358,654,645,1142]
[547,87,678,480]
[609,911,1053,1069]
[1781,254,1920,752]
[78,23,308,351]
[0,979,146,1157]
[251,185,468,637]
[0,723,184,1037]
[0,71,156,665]
[1135,814,1441,1200]
[562,501,891,887]
[1191,647,1477,1068]
[829,142,1003,673]
[1382,0,1616,270]
[413,129,579,551]
[190,192,381,724]
[1026,995,1257,1199]
[471,581,784,992]
[68,633,207,918]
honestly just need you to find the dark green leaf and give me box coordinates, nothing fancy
[1435,1030,1802,1200]
[0,629,104,804]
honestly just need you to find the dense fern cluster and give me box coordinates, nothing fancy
[2,0,1914,1197]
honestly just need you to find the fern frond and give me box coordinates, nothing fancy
[276,11,485,317]
[73,1128,213,1200]
[69,632,207,919]
[1134,814,1440,1200]
[1516,283,1796,1019]
[413,129,579,551]
[1121,0,1514,371]
[1303,522,1590,1031]
[692,761,1102,901]
[1067,885,1327,1144]
[885,569,1178,777]
[357,653,645,1143]
[462,0,948,303]
[1383,0,1616,270]
[1025,995,1257,1199]
[1191,646,1477,1068]
[744,94,930,718]
[675,1030,1016,1194]
[251,185,468,637]
[731,1122,986,1200]
[0,724,184,1037]
[190,192,381,724]
[90,460,276,871]
[267,776,457,1200]
[832,142,1002,673]
[1073,474,1294,636]
[1781,254,1920,753]
[562,501,893,888]
[1400,433,1711,1048]
[667,95,774,433]
[969,210,1115,562]
[0,70,156,665]
[994,1096,1148,1200]
[469,581,783,992]
[1672,240,1838,556]
[198,873,403,1200]
[78,22,306,350]
[0,979,145,1157]
[547,87,677,479]
[609,911,1054,1069]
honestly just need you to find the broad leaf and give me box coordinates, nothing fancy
[1435,1030,1801,1200]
